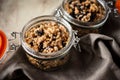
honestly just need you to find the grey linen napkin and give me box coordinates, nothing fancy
[0,33,120,80]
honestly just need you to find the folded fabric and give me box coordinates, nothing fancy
[0,33,120,80]
[101,7,120,46]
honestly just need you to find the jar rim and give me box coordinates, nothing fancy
[21,15,74,60]
[60,0,110,28]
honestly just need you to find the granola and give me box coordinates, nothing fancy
[24,21,69,53]
[64,0,105,22]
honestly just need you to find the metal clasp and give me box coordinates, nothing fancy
[54,7,64,21]
[54,7,62,17]
[113,8,119,18]
[106,0,119,18]
[8,32,21,51]
[73,30,81,52]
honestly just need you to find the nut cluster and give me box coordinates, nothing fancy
[65,0,105,22]
[24,21,69,53]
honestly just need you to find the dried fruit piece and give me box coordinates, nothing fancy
[36,29,44,36]
[38,42,44,52]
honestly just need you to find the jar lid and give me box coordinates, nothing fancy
[0,30,7,59]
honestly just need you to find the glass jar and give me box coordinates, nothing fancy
[55,0,111,37]
[21,15,74,71]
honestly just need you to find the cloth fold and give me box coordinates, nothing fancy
[0,33,120,80]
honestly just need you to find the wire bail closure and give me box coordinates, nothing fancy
[8,32,21,51]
